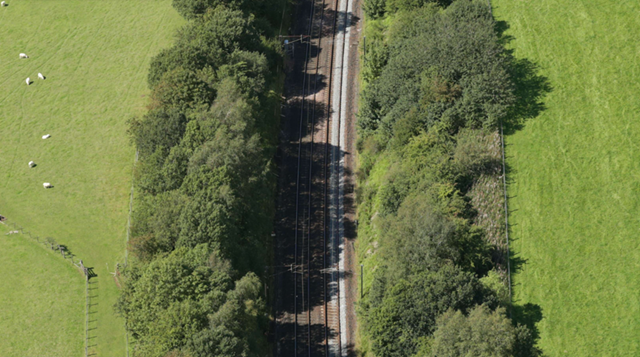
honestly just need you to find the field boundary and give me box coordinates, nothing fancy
[123,150,138,357]
[486,0,513,308]
[1,217,91,357]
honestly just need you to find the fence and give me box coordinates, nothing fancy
[485,0,514,312]
[1,217,92,357]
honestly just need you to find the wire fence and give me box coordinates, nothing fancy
[1,217,92,357]
[486,0,514,313]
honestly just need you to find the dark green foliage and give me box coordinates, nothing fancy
[121,2,281,355]
[385,0,451,14]
[129,108,187,158]
[366,265,498,357]
[380,192,493,278]
[116,246,267,357]
[148,7,261,89]
[173,0,216,19]
[358,0,515,139]
[358,1,542,356]
[427,305,542,357]
[428,306,515,357]
[151,67,215,113]
[363,0,386,19]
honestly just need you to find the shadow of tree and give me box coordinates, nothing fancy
[512,302,543,340]
[504,57,553,134]
[497,20,553,134]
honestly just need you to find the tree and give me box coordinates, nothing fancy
[366,264,497,357]
[129,108,188,159]
[428,305,541,357]
[184,273,267,357]
[429,305,514,357]
[358,0,515,139]
[150,67,214,114]
[173,0,220,19]
[363,0,386,19]
[116,245,234,356]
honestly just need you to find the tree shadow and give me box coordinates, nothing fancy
[503,57,553,135]
[497,21,553,135]
[512,302,543,340]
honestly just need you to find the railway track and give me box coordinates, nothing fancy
[273,0,355,353]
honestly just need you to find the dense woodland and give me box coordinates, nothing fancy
[116,0,285,356]
[357,1,543,356]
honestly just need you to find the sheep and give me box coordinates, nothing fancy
[42,134,51,139]
[38,73,45,80]
[43,182,52,189]
[28,161,35,168]
[25,77,31,85]
[19,53,28,58]
[1,2,6,7]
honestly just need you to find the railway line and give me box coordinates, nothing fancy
[273,0,357,354]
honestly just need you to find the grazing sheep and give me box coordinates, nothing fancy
[42,134,51,139]
[43,182,52,189]
[28,161,35,168]
[38,73,45,80]
[19,53,28,58]
[25,77,31,85]
[1,2,6,7]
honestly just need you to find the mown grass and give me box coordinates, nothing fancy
[0,225,84,357]
[0,1,182,355]
[494,0,640,354]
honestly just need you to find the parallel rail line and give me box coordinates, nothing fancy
[276,0,353,352]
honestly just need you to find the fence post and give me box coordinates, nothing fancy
[85,272,89,357]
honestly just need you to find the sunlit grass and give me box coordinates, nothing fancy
[0,1,183,355]
[495,0,640,354]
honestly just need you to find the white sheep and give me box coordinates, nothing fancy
[28,161,35,168]
[38,73,45,80]
[43,182,52,189]
[1,2,6,7]
[42,134,51,139]
[19,53,28,58]
[25,77,31,85]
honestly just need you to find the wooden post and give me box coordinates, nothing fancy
[363,35,366,64]
[360,264,364,299]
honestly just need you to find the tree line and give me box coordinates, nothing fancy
[357,1,543,356]
[115,0,286,356]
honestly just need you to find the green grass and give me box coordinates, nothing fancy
[493,0,640,355]
[0,1,183,355]
[0,226,84,356]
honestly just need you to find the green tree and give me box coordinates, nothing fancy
[172,0,220,19]
[129,108,188,159]
[366,264,497,357]
[116,245,234,356]
[428,305,541,357]
[428,305,514,357]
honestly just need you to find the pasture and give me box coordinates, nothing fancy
[494,0,640,354]
[0,1,182,355]
[0,225,84,357]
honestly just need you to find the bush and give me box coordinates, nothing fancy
[367,264,497,357]
[122,2,281,355]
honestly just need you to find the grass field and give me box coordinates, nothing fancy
[494,0,640,355]
[0,223,84,356]
[0,1,182,355]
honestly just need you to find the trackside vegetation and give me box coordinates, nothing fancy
[356,0,547,356]
[115,0,285,355]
